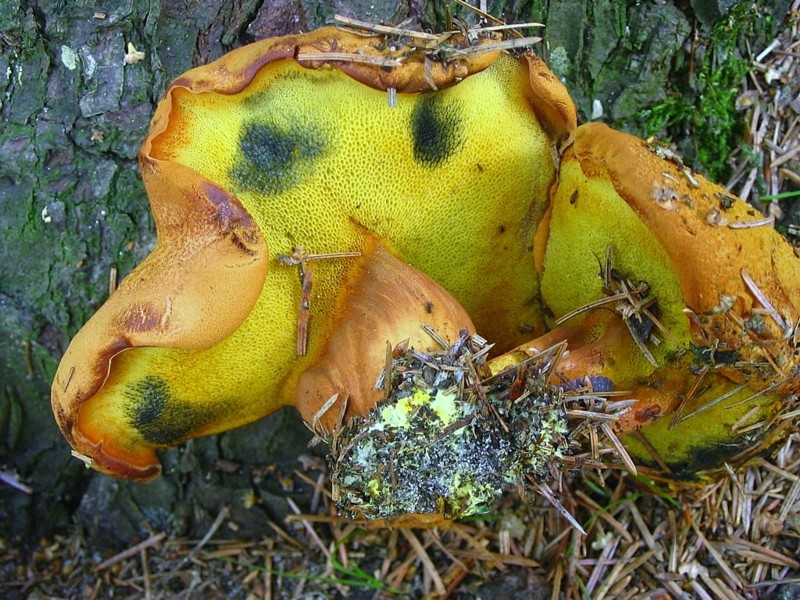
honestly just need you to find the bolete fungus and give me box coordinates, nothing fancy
[527,123,800,478]
[52,24,798,522]
[51,27,576,481]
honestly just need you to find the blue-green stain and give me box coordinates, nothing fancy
[661,435,757,481]
[125,376,214,445]
[411,95,464,168]
[231,121,325,195]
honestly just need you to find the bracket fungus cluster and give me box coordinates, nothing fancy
[52,26,799,523]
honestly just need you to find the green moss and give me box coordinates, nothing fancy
[635,3,767,181]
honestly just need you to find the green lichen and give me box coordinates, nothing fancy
[329,333,572,521]
[548,46,571,82]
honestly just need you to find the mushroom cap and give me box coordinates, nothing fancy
[51,167,267,480]
[51,28,575,480]
[546,123,799,387]
[146,27,574,348]
[535,122,800,475]
[294,236,476,433]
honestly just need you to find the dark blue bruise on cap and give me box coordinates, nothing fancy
[556,375,614,394]
[232,121,326,195]
[125,375,223,445]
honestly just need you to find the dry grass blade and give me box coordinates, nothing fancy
[593,541,642,600]
[749,578,800,588]
[692,523,745,590]
[676,382,749,424]
[453,0,505,26]
[310,393,339,437]
[532,479,586,535]
[630,429,673,474]
[426,530,470,573]
[420,323,452,349]
[779,469,800,521]
[574,490,633,543]
[623,317,659,366]
[95,532,168,571]
[63,365,75,392]
[625,501,663,561]
[584,534,621,596]
[170,505,231,572]
[729,215,777,228]
[483,340,567,385]
[741,268,790,334]
[333,14,446,44]
[599,422,637,475]
[669,365,710,429]
[555,294,622,325]
[296,52,404,67]
[724,379,782,410]
[726,536,800,569]
[381,340,392,399]
[108,264,118,295]
[450,550,539,568]
[479,22,545,33]
[286,497,332,561]
[565,409,624,421]
[448,524,507,571]
[400,529,446,596]
[450,36,543,56]
[0,469,33,494]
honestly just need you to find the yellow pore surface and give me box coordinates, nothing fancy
[82,54,557,450]
[544,156,780,474]
[159,54,554,343]
[541,158,690,378]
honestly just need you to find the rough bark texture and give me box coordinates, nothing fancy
[0,0,790,547]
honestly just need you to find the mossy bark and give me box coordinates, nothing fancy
[0,0,789,547]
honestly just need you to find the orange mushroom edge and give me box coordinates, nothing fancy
[51,163,268,481]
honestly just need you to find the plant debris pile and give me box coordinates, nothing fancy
[328,330,635,525]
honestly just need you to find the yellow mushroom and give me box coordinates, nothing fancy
[53,26,797,491]
[528,122,800,477]
[51,27,576,480]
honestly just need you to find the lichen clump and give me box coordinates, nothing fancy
[330,333,570,521]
